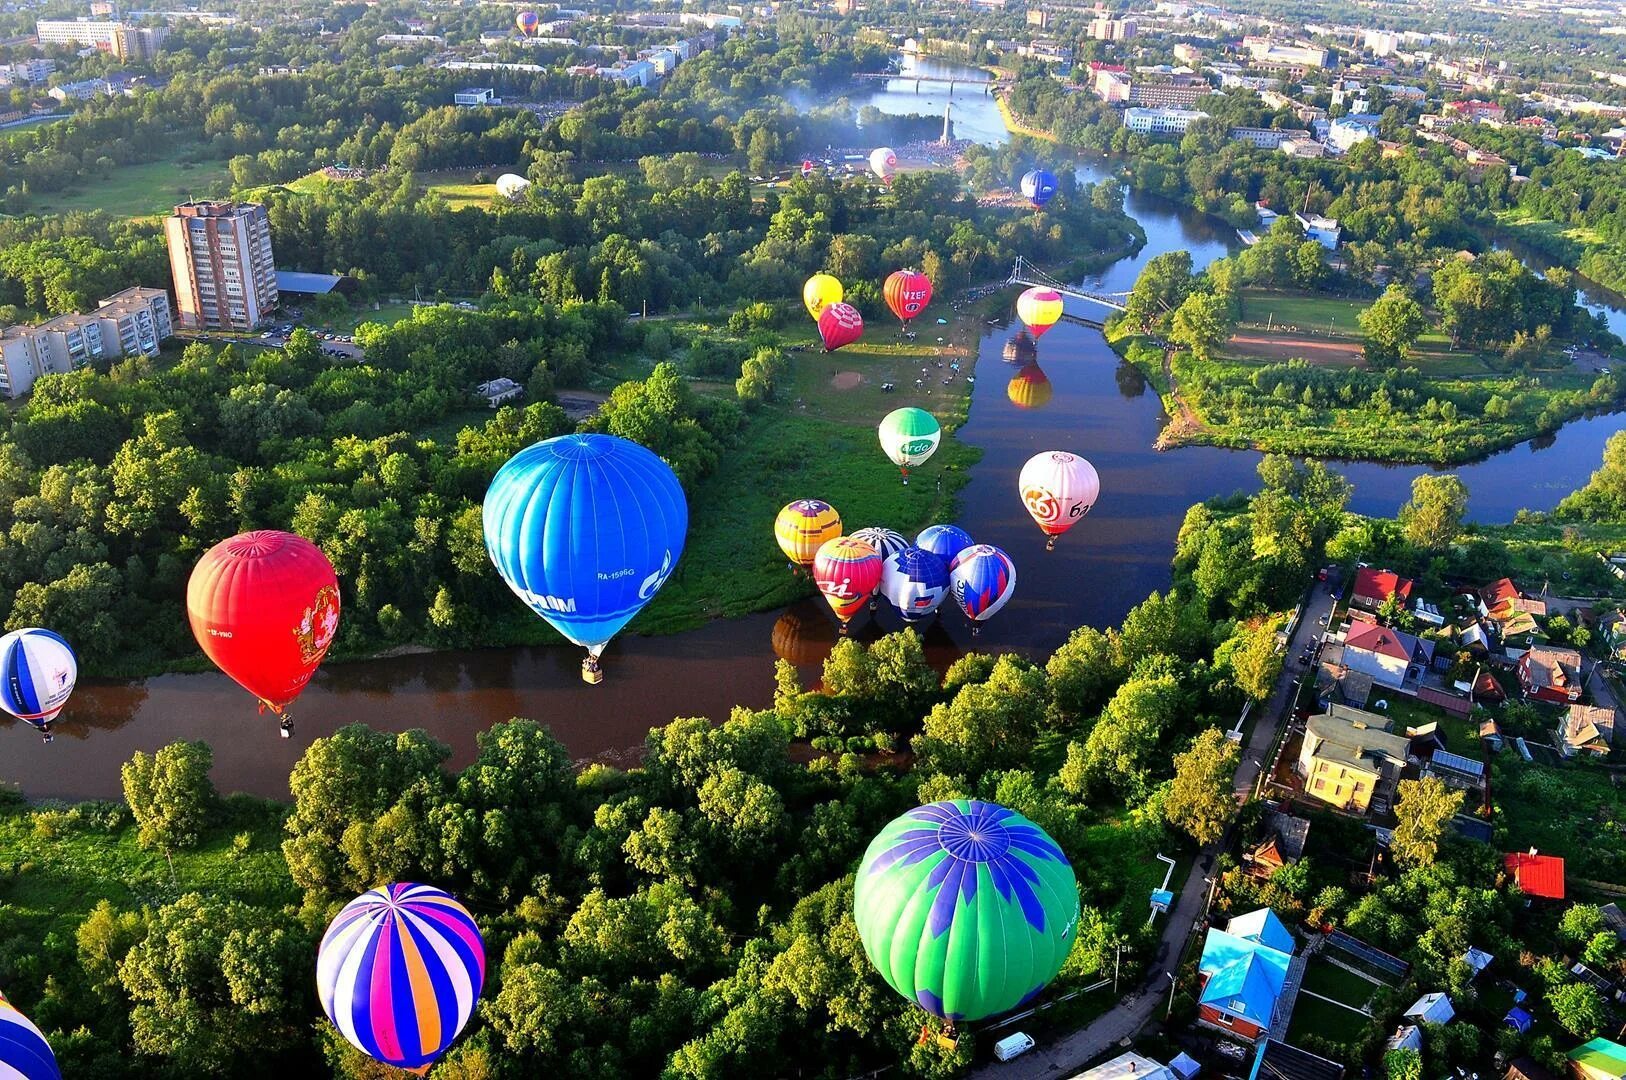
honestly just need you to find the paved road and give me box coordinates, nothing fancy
[972,581,1337,1079]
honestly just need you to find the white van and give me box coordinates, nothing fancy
[993,1032,1036,1062]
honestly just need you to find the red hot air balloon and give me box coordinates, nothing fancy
[187,530,340,738]
[813,536,883,630]
[801,159,815,177]
[883,270,933,326]
[817,302,864,353]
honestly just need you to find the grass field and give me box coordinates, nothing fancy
[414,168,519,210]
[329,300,422,334]
[1239,290,1372,336]
[28,150,232,218]
[1300,957,1379,1007]
[0,794,294,941]
[1492,755,1626,883]
[1286,990,1372,1044]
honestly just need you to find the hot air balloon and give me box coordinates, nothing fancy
[812,536,882,630]
[883,269,932,326]
[1002,330,1037,365]
[1016,286,1064,339]
[817,302,864,353]
[0,989,58,1080]
[484,434,687,684]
[849,527,910,565]
[878,407,941,484]
[853,800,1078,1029]
[916,523,973,565]
[317,883,486,1075]
[801,159,815,178]
[949,544,1016,630]
[494,173,531,198]
[515,9,539,34]
[187,530,340,737]
[0,629,75,743]
[1020,451,1100,550]
[1007,363,1053,410]
[869,146,898,184]
[774,499,842,572]
[803,273,843,321]
[880,547,949,623]
[1020,168,1059,209]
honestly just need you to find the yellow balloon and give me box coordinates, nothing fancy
[1016,287,1064,339]
[803,273,844,321]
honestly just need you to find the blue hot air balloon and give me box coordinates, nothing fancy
[881,547,949,623]
[1020,168,1059,209]
[0,989,59,1080]
[949,544,1017,630]
[0,628,76,743]
[483,434,688,683]
[851,527,910,564]
[916,524,974,566]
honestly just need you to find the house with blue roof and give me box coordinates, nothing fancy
[1197,908,1296,1041]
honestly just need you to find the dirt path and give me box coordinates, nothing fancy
[1154,347,1208,449]
[1228,332,1366,365]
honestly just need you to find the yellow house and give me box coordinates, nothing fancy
[1297,705,1412,815]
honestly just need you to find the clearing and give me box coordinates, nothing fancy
[27,149,232,218]
[414,168,521,210]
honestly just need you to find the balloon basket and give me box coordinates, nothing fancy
[279,717,293,739]
[581,659,604,685]
[1046,537,1056,552]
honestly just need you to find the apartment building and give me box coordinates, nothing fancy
[1124,107,1206,135]
[165,201,278,331]
[95,287,172,357]
[0,287,172,399]
[35,19,165,58]
[1129,79,1209,108]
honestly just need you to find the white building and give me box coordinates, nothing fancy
[1364,30,1399,57]
[599,60,655,87]
[35,19,118,48]
[453,86,497,106]
[1296,211,1342,249]
[376,33,443,46]
[0,287,172,398]
[1279,137,1326,158]
[1230,126,1309,149]
[0,58,55,85]
[679,12,741,29]
[165,201,278,331]
[1328,116,1377,152]
[1124,107,1206,135]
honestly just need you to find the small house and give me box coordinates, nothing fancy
[1600,611,1626,660]
[1463,946,1494,979]
[1506,1006,1534,1034]
[1507,1057,1561,1080]
[1351,567,1413,611]
[1518,645,1584,704]
[475,378,523,408]
[1505,850,1566,900]
[1244,809,1311,878]
[1070,1051,1180,1080]
[1341,621,1434,691]
[1197,908,1295,1042]
[1387,1025,1422,1053]
[1481,578,1544,637]
[1403,991,1454,1025]
[1568,1037,1626,1080]
[1298,705,1412,815]
[1557,704,1616,757]
[1247,1039,1344,1080]
[1600,903,1626,942]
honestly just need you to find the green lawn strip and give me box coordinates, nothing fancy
[413,168,522,211]
[1238,289,1372,334]
[1300,957,1378,1007]
[1492,755,1626,883]
[29,149,232,217]
[1286,989,1372,1043]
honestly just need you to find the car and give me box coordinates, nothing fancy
[1601,366,1612,375]
[992,1032,1035,1062]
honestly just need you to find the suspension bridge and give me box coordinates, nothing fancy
[851,72,1004,94]
[1007,255,1129,314]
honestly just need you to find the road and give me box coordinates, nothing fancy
[972,581,1337,1079]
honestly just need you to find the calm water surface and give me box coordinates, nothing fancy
[7,57,1624,798]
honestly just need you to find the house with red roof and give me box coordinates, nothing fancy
[1504,850,1565,900]
[1351,568,1413,612]
[1341,620,1434,690]
[1518,644,1583,704]
[1445,99,1506,122]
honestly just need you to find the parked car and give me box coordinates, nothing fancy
[993,1033,1035,1062]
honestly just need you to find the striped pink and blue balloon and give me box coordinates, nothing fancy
[317,883,486,1074]
[0,989,60,1080]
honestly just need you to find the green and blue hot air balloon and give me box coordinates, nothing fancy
[853,799,1078,1025]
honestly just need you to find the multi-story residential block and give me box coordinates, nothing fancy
[165,201,278,331]
[1123,106,1206,135]
[94,287,172,358]
[0,286,172,398]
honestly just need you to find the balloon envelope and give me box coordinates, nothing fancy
[187,531,340,713]
[0,629,75,731]
[1020,168,1059,208]
[1020,451,1100,538]
[1007,364,1053,410]
[1016,287,1064,339]
[495,173,531,198]
[817,302,864,352]
[812,536,882,624]
[916,524,973,565]
[878,407,941,470]
[0,988,60,1080]
[850,527,910,565]
[515,9,539,33]
[881,547,949,622]
[484,434,687,657]
[883,270,932,324]
[774,499,842,568]
[869,146,898,182]
[949,544,1016,622]
[318,883,486,1073]
[854,800,1078,1021]
[803,273,844,321]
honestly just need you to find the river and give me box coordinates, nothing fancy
[6,55,1625,800]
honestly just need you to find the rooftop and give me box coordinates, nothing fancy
[1306,705,1412,771]
[1504,851,1566,899]
[1248,1039,1345,1080]
[1568,1038,1626,1079]
[1353,567,1412,602]
[1523,645,1582,692]
[1562,704,1616,749]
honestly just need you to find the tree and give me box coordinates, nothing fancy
[1046,625,1124,724]
[1399,474,1469,551]
[1390,776,1465,869]
[1124,250,1194,331]
[1384,1048,1423,1080]
[1164,728,1241,845]
[121,741,217,856]
[1169,291,1235,361]
[1550,982,1608,1038]
[1359,285,1427,360]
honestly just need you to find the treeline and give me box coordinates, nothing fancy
[0,457,1344,1078]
